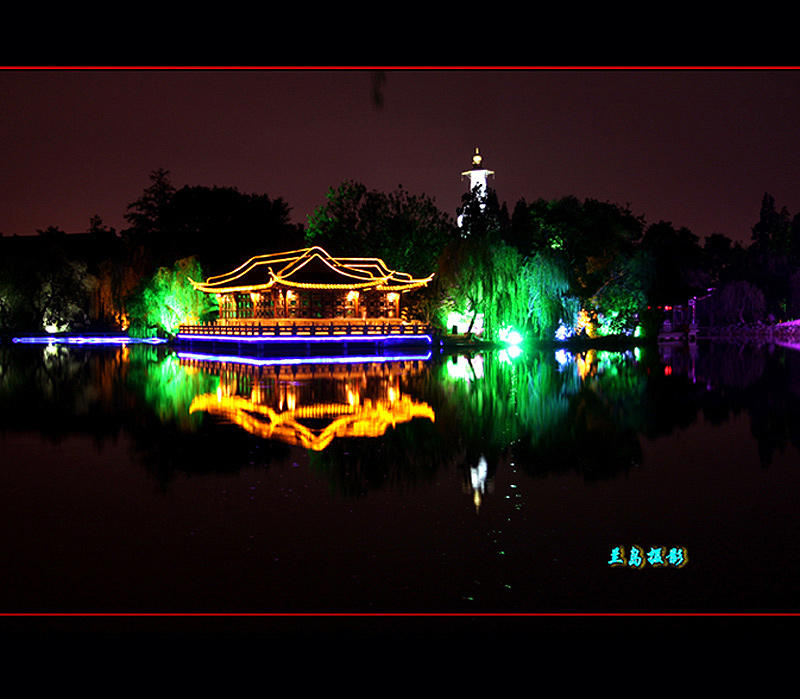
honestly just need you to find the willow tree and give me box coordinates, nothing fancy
[435,236,491,335]
[127,257,216,337]
[437,237,573,341]
[481,240,532,339]
[510,196,649,336]
[524,251,575,339]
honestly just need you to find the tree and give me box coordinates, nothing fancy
[640,220,706,308]
[589,248,650,336]
[162,184,302,274]
[124,168,176,241]
[436,237,574,341]
[0,238,91,333]
[123,169,302,276]
[705,280,766,325]
[751,192,791,256]
[126,257,216,338]
[305,180,457,278]
[456,187,509,241]
[524,250,574,339]
[747,194,796,319]
[506,196,648,337]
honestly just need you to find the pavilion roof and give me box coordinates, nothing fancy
[190,246,434,294]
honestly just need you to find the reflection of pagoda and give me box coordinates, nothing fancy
[467,455,493,512]
[182,355,435,451]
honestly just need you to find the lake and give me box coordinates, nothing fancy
[2,337,800,625]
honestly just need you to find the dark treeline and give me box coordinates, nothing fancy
[307,181,800,340]
[1,167,797,340]
[0,169,303,336]
[468,189,800,336]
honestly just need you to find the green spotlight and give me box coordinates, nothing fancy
[499,326,523,346]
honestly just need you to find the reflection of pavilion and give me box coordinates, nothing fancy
[182,354,435,451]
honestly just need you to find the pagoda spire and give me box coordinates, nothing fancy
[461,147,495,202]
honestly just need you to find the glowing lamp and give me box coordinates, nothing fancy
[499,326,523,346]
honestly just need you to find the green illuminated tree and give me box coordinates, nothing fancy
[436,236,574,341]
[127,256,216,338]
[508,196,649,336]
[436,236,493,334]
[525,251,574,338]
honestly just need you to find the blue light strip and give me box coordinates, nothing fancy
[176,332,433,345]
[177,349,433,367]
[11,335,167,345]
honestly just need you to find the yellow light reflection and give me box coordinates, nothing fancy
[184,358,434,451]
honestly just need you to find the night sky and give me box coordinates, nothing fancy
[3,67,800,246]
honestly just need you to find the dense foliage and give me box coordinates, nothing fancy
[4,168,800,342]
[305,180,456,279]
[124,168,304,277]
[126,256,216,337]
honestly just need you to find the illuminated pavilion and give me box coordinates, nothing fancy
[178,246,435,351]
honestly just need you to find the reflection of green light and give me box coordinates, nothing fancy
[445,354,484,381]
[499,345,523,363]
[128,349,220,430]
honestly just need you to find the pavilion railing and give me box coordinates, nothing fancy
[177,321,434,338]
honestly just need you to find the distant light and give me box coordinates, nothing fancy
[555,323,571,341]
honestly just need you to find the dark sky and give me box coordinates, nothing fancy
[2,67,800,245]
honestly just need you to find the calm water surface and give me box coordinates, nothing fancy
[1,339,799,615]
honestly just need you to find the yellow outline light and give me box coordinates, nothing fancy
[190,246,434,295]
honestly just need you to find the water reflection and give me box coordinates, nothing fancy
[179,352,435,451]
[7,338,800,615]
[426,347,649,492]
[659,339,800,467]
[3,338,800,489]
